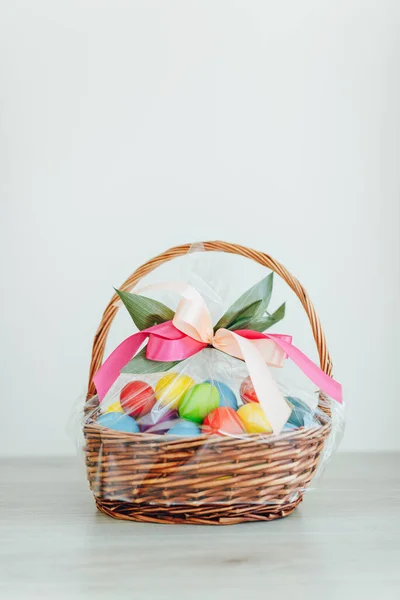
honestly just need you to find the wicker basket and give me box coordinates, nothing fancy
[84,241,333,525]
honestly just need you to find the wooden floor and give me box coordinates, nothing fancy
[0,454,399,600]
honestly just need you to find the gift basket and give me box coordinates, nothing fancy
[82,241,344,524]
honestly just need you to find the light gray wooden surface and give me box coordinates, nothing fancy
[0,454,399,600]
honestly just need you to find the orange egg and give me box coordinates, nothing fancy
[202,407,244,436]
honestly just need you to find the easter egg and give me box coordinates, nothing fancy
[286,396,313,428]
[179,383,220,423]
[239,376,258,404]
[167,420,201,437]
[303,414,319,428]
[202,407,244,436]
[155,373,195,409]
[138,408,178,433]
[103,400,124,414]
[237,402,273,434]
[97,412,140,433]
[205,380,238,410]
[283,421,299,431]
[120,380,156,418]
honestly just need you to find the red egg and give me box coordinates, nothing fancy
[240,376,259,404]
[202,407,245,436]
[120,380,156,418]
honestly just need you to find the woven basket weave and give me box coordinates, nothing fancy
[84,241,333,525]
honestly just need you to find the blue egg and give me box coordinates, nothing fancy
[167,420,201,437]
[205,380,238,410]
[283,421,299,431]
[286,396,313,428]
[97,412,140,433]
[303,412,319,428]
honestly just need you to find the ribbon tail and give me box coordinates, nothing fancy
[93,331,148,401]
[229,332,291,434]
[267,336,343,404]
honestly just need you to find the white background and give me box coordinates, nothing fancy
[1,0,399,456]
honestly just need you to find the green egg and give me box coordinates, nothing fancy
[178,383,220,424]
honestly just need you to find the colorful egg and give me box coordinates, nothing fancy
[138,407,178,433]
[301,410,319,428]
[202,407,244,436]
[167,420,201,436]
[103,400,124,414]
[239,376,258,404]
[97,412,140,433]
[179,383,220,423]
[303,414,319,428]
[237,402,273,434]
[283,421,298,431]
[120,380,156,418]
[155,373,195,409]
[205,380,238,410]
[286,396,313,428]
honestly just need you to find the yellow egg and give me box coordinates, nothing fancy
[155,373,195,409]
[237,402,273,434]
[103,400,124,414]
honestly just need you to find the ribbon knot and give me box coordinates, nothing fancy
[94,282,342,434]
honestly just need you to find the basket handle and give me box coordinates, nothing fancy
[87,241,333,410]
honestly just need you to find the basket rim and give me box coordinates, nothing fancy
[83,406,331,445]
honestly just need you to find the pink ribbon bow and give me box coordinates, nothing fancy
[94,283,342,433]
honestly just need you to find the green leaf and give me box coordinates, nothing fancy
[121,347,181,374]
[225,299,263,331]
[116,289,174,331]
[215,273,274,331]
[245,302,286,332]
